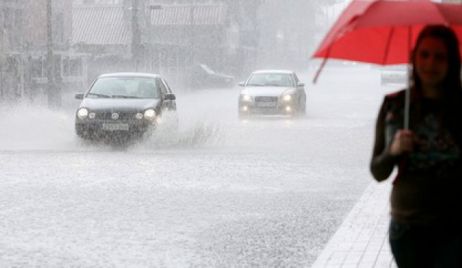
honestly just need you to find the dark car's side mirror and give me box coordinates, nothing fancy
[297,82,305,87]
[75,93,84,100]
[238,82,245,87]
[164,93,176,100]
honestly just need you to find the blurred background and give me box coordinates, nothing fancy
[0,0,355,107]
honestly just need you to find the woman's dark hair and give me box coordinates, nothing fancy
[410,24,462,95]
[410,25,462,142]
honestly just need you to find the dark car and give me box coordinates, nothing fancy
[74,73,177,141]
[238,70,306,118]
[191,64,235,89]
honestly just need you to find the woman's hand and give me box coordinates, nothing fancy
[389,129,415,156]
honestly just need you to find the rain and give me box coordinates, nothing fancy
[0,0,414,267]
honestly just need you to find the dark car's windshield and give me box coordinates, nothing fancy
[246,73,294,87]
[88,77,161,99]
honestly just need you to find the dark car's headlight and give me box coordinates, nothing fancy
[77,108,89,119]
[144,109,156,121]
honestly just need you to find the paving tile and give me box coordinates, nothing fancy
[327,251,349,265]
[351,242,368,252]
[343,252,363,265]
[311,181,396,268]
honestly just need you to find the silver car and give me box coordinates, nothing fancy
[238,70,306,118]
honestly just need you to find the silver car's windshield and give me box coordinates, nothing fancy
[246,73,294,87]
[88,77,161,99]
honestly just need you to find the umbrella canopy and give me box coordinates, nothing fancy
[313,0,462,71]
[312,0,462,128]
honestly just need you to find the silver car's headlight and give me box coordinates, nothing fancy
[241,94,252,102]
[282,94,292,102]
[144,109,156,121]
[77,108,89,119]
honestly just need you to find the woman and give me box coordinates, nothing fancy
[370,25,462,267]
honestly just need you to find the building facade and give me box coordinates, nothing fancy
[24,0,87,105]
[72,0,262,89]
[0,0,87,105]
[0,0,25,100]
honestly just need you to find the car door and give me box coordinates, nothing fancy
[293,73,306,104]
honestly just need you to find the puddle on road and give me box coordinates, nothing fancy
[0,103,227,152]
[0,104,77,151]
[132,120,224,150]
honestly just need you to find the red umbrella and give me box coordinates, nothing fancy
[312,0,462,128]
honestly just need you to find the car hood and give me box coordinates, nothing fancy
[80,98,160,112]
[242,86,294,97]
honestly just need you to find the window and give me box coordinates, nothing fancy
[63,57,70,77]
[70,58,83,76]
[247,73,294,87]
[31,57,45,78]
[81,0,123,4]
[8,9,22,47]
[54,13,64,44]
[293,74,299,84]
[62,57,83,77]
[162,79,173,93]
[157,78,168,94]
[89,77,161,99]
[53,55,61,77]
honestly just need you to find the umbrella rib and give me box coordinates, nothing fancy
[313,21,357,83]
[313,30,338,83]
[382,27,395,64]
[313,56,328,84]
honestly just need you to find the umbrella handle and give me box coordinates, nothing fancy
[404,27,412,130]
[404,87,410,130]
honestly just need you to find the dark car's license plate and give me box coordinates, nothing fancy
[102,123,129,131]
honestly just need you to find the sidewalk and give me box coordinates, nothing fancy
[311,181,397,268]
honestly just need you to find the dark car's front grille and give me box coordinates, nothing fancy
[255,96,278,102]
[96,112,138,121]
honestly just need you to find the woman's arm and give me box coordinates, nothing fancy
[370,99,399,182]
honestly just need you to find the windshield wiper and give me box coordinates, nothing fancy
[266,83,283,87]
[111,95,141,99]
[87,92,110,98]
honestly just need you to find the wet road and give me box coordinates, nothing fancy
[0,66,392,267]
